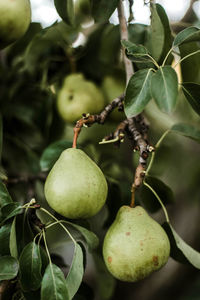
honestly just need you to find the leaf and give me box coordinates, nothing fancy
[1,202,22,225]
[9,217,18,258]
[0,223,12,256]
[41,263,69,300]
[40,140,72,171]
[151,66,178,113]
[66,243,84,299]
[19,242,42,291]
[140,176,174,213]
[179,42,200,84]
[149,3,165,62]
[181,83,200,116]
[54,0,74,26]
[124,68,153,117]
[0,180,13,209]
[171,123,200,142]
[163,222,200,268]
[92,0,119,22]
[0,256,19,280]
[173,26,200,47]
[121,40,151,63]
[64,221,99,250]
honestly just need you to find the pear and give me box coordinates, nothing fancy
[44,148,108,219]
[0,0,31,49]
[57,73,105,123]
[103,205,170,282]
[102,75,126,121]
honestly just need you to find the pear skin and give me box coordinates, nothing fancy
[103,206,170,282]
[44,148,108,219]
[0,0,31,49]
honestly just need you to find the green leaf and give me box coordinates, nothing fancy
[173,26,200,47]
[0,223,12,256]
[149,3,164,62]
[151,66,178,113]
[54,0,74,26]
[41,263,69,300]
[92,0,119,22]
[19,242,42,291]
[40,140,72,171]
[163,222,200,268]
[179,42,200,84]
[9,217,18,258]
[66,243,84,299]
[171,123,200,142]
[1,202,22,225]
[0,256,19,280]
[121,40,151,63]
[181,83,200,116]
[64,221,99,250]
[140,176,174,213]
[124,68,153,117]
[0,180,13,209]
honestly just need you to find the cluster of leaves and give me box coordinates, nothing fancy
[0,0,200,299]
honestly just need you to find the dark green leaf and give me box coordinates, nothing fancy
[64,221,99,250]
[93,253,116,300]
[41,263,69,300]
[19,242,42,291]
[1,202,22,225]
[92,0,119,22]
[149,3,165,62]
[163,222,200,268]
[0,223,11,256]
[182,83,200,116]
[9,217,18,258]
[125,68,153,117]
[40,140,72,171]
[140,176,174,213]
[151,66,178,113]
[0,256,19,280]
[54,0,74,25]
[171,123,200,142]
[173,27,200,47]
[121,40,151,63]
[179,42,200,84]
[0,180,13,209]
[66,243,84,299]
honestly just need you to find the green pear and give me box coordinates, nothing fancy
[0,0,31,49]
[103,205,170,282]
[44,148,108,219]
[57,73,105,123]
[102,75,126,122]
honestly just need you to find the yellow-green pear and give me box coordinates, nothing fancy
[103,206,170,282]
[44,148,108,219]
[0,0,31,49]
[57,73,105,123]
[102,75,126,121]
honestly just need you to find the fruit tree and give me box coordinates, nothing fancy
[0,0,200,299]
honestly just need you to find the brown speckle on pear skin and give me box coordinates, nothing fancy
[126,232,131,236]
[152,256,159,266]
[108,256,112,263]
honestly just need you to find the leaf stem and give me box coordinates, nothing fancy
[42,229,52,264]
[147,55,160,69]
[143,181,170,222]
[40,208,76,245]
[162,47,173,66]
[146,130,170,176]
[174,50,200,68]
